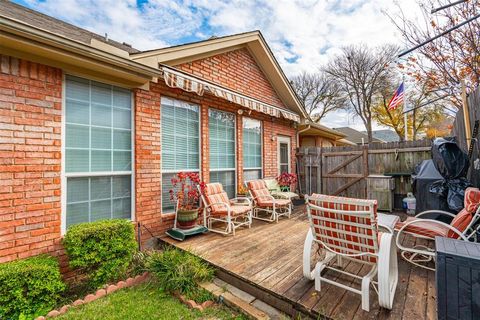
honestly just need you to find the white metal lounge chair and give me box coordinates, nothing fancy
[246,179,292,223]
[395,187,480,271]
[199,183,252,236]
[263,177,299,201]
[303,194,398,311]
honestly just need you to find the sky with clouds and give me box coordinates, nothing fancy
[14,0,423,130]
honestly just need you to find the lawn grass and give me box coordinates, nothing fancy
[56,283,247,320]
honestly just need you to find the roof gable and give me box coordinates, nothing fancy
[174,48,286,109]
[131,31,307,118]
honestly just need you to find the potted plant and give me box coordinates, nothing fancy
[169,172,205,230]
[276,172,298,192]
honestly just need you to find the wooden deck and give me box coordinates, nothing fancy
[161,207,436,320]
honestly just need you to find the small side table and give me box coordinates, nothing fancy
[377,212,400,232]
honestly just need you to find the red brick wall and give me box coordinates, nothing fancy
[0,55,63,263]
[0,53,298,261]
[175,48,287,109]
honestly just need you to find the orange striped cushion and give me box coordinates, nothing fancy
[204,183,230,213]
[464,187,480,214]
[247,180,273,206]
[256,198,290,208]
[395,217,449,238]
[211,205,251,217]
[308,194,379,263]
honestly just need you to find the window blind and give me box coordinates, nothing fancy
[161,97,200,212]
[242,118,262,181]
[209,109,236,197]
[65,75,132,227]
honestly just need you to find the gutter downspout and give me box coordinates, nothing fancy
[296,125,311,148]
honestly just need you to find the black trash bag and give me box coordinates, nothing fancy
[431,137,469,179]
[429,178,472,213]
[429,137,471,213]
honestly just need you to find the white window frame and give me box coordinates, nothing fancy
[277,136,291,174]
[208,108,237,196]
[242,117,263,179]
[160,97,201,214]
[61,74,135,235]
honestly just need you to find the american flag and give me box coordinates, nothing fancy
[388,82,405,111]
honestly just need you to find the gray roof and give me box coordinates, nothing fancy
[0,0,140,54]
[334,127,384,144]
[368,130,400,143]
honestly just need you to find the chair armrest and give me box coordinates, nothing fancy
[415,210,456,219]
[230,197,252,207]
[206,201,230,211]
[378,223,394,234]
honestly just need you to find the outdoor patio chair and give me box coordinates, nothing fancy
[395,187,480,271]
[303,194,398,312]
[246,179,292,223]
[263,177,299,201]
[199,183,252,236]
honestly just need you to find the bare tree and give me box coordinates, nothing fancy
[387,0,480,107]
[324,44,399,142]
[290,71,345,122]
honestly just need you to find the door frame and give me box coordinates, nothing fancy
[277,136,291,174]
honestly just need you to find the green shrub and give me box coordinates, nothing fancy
[0,255,65,320]
[147,248,214,294]
[63,219,137,288]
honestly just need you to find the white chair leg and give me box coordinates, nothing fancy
[303,229,315,279]
[378,233,398,310]
[361,276,371,312]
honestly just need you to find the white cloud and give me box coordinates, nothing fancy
[19,0,423,130]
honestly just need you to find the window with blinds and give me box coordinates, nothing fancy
[242,118,262,181]
[65,75,132,228]
[161,97,200,212]
[209,109,236,197]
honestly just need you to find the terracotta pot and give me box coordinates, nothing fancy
[177,208,199,229]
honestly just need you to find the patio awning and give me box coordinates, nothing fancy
[161,66,301,123]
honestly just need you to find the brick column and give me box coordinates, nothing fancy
[0,55,62,263]
[236,113,243,189]
[134,86,163,246]
[200,104,210,183]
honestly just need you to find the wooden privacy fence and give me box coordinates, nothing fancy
[452,85,480,186]
[296,140,432,207]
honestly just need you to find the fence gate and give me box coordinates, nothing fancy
[322,147,369,197]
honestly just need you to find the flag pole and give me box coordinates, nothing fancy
[403,77,408,141]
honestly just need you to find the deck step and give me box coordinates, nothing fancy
[201,278,287,320]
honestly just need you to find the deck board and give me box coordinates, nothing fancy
[161,206,435,320]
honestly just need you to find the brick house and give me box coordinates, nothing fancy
[0,1,343,264]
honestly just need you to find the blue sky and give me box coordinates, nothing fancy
[13,0,420,129]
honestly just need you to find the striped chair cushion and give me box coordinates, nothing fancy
[395,217,449,238]
[396,187,480,239]
[308,194,379,263]
[247,180,290,207]
[204,183,230,213]
[211,205,251,217]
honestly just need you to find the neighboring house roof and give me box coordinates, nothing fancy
[334,127,384,144]
[131,31,308,119]
[364,129,400,142]
[0,0,139,54]
[298,122,346,140]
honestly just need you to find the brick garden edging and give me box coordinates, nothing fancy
[35,272,150,319]
[173,292,214,312]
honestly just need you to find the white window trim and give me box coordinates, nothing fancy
[242,117,263,178]
[160,97,202,214]
[209,108,237,195]
[277,135,291,174]
[61,74,135,235]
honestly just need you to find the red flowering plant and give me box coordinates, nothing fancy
[169,172,206,210]
[276,172,298,192]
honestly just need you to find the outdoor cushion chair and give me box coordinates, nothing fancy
[199,183,252,236]
[395,187,480,271]
[303,194,398,312]
[246,179,292,223]
[263,178,299,201]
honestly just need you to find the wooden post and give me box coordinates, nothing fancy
[461,80,472,149]
[363,146,369,198]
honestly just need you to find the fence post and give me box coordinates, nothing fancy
[363,145,369,198]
